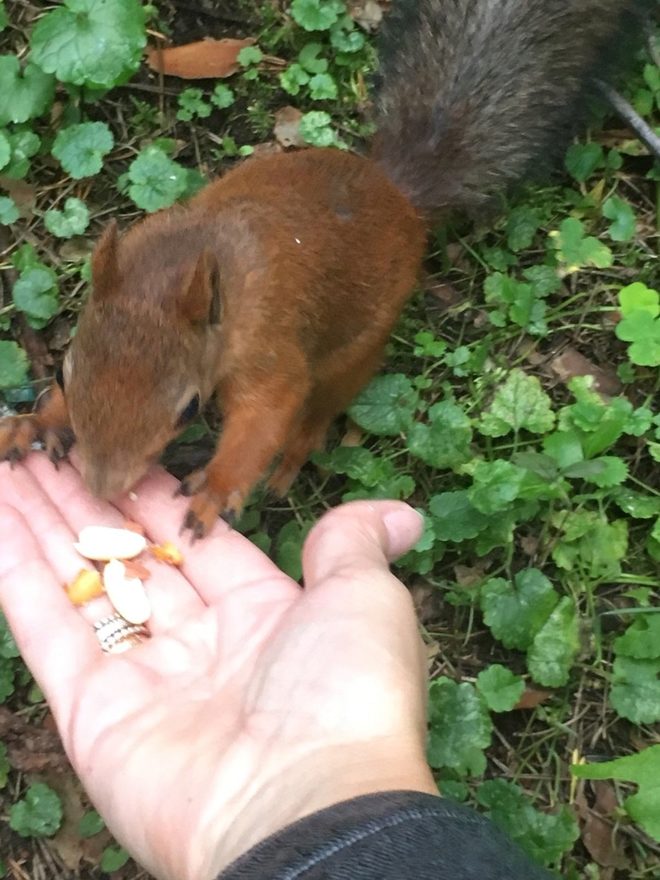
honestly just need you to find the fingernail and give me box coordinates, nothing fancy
[381,506,425,559]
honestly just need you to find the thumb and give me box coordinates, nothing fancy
[301,500,424,588]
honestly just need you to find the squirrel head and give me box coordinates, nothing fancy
[61,219,224,499]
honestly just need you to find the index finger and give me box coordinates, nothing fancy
[0,504,100,720]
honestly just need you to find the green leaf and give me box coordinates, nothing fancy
[126,146,189,212]
[0,741,9,788]
[30,0,147,89]
[429,491,489,542]
[551,510,627,579]
[9,782,63,838]
[0,129,9,169]
[348,374,418,435]
[0,56,55,126]
[275,520,311,581]
[477,779,579,866]
[613,488,660,519]
[427,678,492,776]
[484,273,546,334]
[610,655,660,724]
[176,87,210,121]
[13,266,59,326]
[476,665,525,713]
[280,63,310,95]
[550,217,613,271]
[78,809,105,838]
[505,206,541,252]
[563,455,628,488]
[527,597,579,687]
[298,110,338,147]
[615,310,660,367]
[480,569,559,651]
[0,612,19,658]
[618,282,659,317]
[210,84,235,109]
[308,72,338,100]
[44,196,90,238]
[572,746,660,843]
[615,614,660,660]
[237,45,263,66]
[543,430,584,469]
[100,846,130,872]
[468,459,527,514]
[0,656,15,702]
[0,1,7,31]
[479,369,555,437]
[0,195,19,224]
[407,400,472,469]
[602,195,636,242]
[291,0,345,32]
[51,122,114,179]
[522,264,562,298]
[298,43,328,74]
[2,128,40,179]
[564,142,604,182]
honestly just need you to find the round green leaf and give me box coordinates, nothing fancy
[100,845,130,872]
[0,195,19,224]
[480,569,559,651]
[51,121,114,179]
[0,56,55,126]
[30,0,146,89]
[476,665,525,713]
[348,373,418,436]
[127,146,189,212]
[44,196,90,238]
[0,129,11,169]
[13,266,59,324]
[0,340,29,388]
[428,678,492,775]
[9,782,63,838]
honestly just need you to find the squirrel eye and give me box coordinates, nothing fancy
[55,366,65,390]
[177,393,200,427]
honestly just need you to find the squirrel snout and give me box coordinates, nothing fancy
[80,459,145,501]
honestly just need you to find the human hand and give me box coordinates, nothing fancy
[0,455,436,880]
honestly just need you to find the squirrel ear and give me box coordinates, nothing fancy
[179,251,223,325]
[91,220,120,300]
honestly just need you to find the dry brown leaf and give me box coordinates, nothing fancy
[549,347,622,397]
[453,563,487,588]
[514,687,553,709]
[340,421,364,448]
[147,37,256,79]
[576,781,628,869]
[349,0,384,31]
[273,106,305,148]
[0,176,37,215]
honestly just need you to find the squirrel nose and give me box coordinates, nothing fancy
[81,462,135,500]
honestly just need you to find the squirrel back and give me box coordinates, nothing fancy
[373,0,650,214]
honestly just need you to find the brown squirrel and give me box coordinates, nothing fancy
[0,0,650,537]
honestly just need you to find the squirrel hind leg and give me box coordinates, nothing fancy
[267,415,332,497]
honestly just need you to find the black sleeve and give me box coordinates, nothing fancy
[217,790,558,880]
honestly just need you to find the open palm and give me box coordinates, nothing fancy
[0,455,433,880]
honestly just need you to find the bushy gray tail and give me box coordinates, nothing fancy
[373,0,650,215]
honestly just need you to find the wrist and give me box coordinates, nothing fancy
[197,739,437,880]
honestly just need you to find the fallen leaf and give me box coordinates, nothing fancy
[349,0,383,31]
[340,421,364,448]
[514,687,553,709]
[0,707,69,774]
[453,563,487,588]
[273,106,304,148]
[147,38,256,79]
[576,781,628,869]
[549,347,622,397]
[0,176,37,216]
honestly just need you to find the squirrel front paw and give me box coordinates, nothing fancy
[0,415,74,466]
[177,469,243,539]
